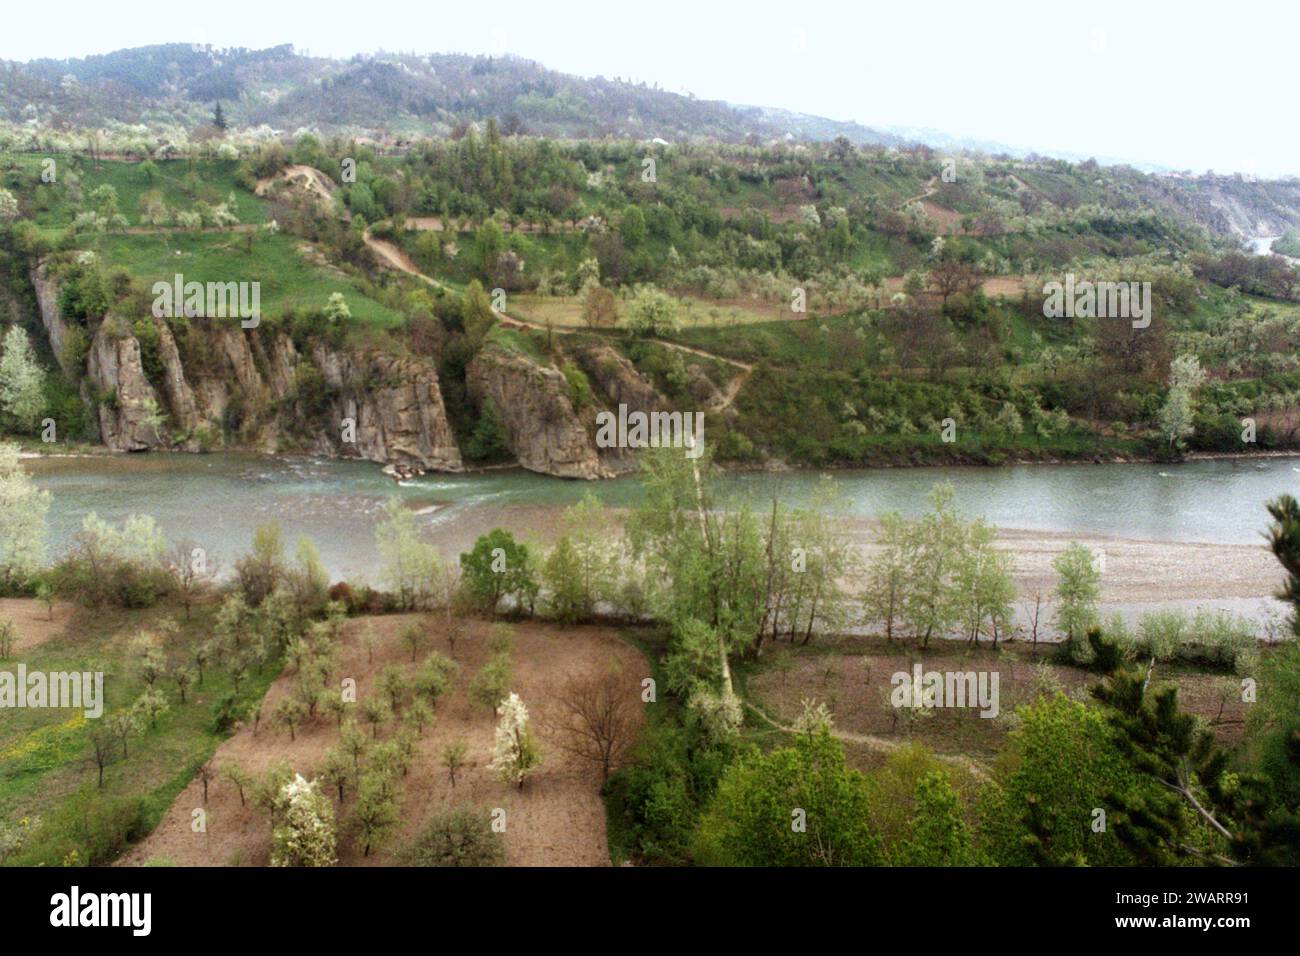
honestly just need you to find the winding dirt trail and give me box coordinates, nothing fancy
[742,700,993,784]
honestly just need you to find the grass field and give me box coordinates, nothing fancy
[0,599,282,866]
[508,291,796,330]
[8,157,267,228]
[94,232,406,328]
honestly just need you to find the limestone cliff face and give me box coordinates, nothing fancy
[30,262,77,375]
[467,345,611,479]
[310,345,462,471]
[84,321,166,451]
[31,258,463,471]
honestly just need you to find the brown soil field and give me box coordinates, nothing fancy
[0,597,76,654]
[918,200,965,235]
[748,638,1253,772]
[119,616,648,867]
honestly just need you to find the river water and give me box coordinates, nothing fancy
[23,452,1300,584]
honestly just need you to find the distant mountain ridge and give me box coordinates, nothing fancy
[0,43,909,146]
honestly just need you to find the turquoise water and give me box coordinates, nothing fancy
[24,452,1300,581]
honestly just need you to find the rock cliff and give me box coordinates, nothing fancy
[31,259,463,471]
[467,344,611,479]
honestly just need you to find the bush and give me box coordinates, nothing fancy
[402,806,506,866]
[7,790,149,867]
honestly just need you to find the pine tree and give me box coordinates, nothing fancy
[213,101,228,130]
[1267,494,1300,637]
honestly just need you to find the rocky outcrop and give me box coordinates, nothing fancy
[84,320,165,451]
[153,319,201,444]
[31,262,77,375]
[467,345,611,479]
[572,343,665,415]
[31,258,464,471]
[310,346,462,472]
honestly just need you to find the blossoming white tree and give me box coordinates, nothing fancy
[488,692,540,790]
[271,774,336,867]
[0,442,49,585]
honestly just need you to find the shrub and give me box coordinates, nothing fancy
[7,790,148,867]
[402,806,506,866]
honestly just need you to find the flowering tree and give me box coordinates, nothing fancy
[271,774,336,867]
[488,693,540,790]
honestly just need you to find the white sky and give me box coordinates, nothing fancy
[3,0,1297,177]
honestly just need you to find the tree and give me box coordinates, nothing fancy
[898,771,974,865]
[489,693,540,790]
[235,521,285,606]
[623,285,681,337]
[274,696,307,741]
[375,497,440,610]
[0,443,48,585]
[212,102,228,130]
[131,688,169,730]
[354,771,400,856]
[461,280,496,347]
[414,651,459,708]
[171,666,194,704]
[465,398,509,461]
[223,763,252,806]
[620,205,646,248]
[901,484,965,647]
[318,748,352,803]
[403,806,505,866]
[863,512,911,642]
[552,667,641,789]
[1091,662,1241,865]
[474,220,504,278]
[443,739,468,787]
[167,539,217,619]
[694,728,880,866]
[405,697,434,736]
[88,723,120,789]
[377,664,409,714]
[469,653,512,716]
[1157,354,1206,450]
[1267,494,1300,637]
[978,692,1145,866]
[460,529,537,616]
[1052,541,1102,652]
[361,696,391,738]
[954,518,1016,646]
[401,622,425,661]
[271,774,336,867]
[581,285,619,329]
[0,326,46,431]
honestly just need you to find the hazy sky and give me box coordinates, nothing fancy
[4,0,1297,176]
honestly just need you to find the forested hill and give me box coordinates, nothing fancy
[0,43,905,146]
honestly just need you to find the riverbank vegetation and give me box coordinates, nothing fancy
[2,442,1298,866]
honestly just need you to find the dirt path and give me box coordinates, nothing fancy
[118,616,647,868]
[742,699,993,784]
[897,176,939,208]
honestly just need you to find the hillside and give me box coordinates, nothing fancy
[1,44,904,146]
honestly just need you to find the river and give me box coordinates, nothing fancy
[22,453,1300,619]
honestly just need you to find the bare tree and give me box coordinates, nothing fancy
[168,540,218,620]
[88,724,118,788]
[196,761,216,804]
[551,668,641,790]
